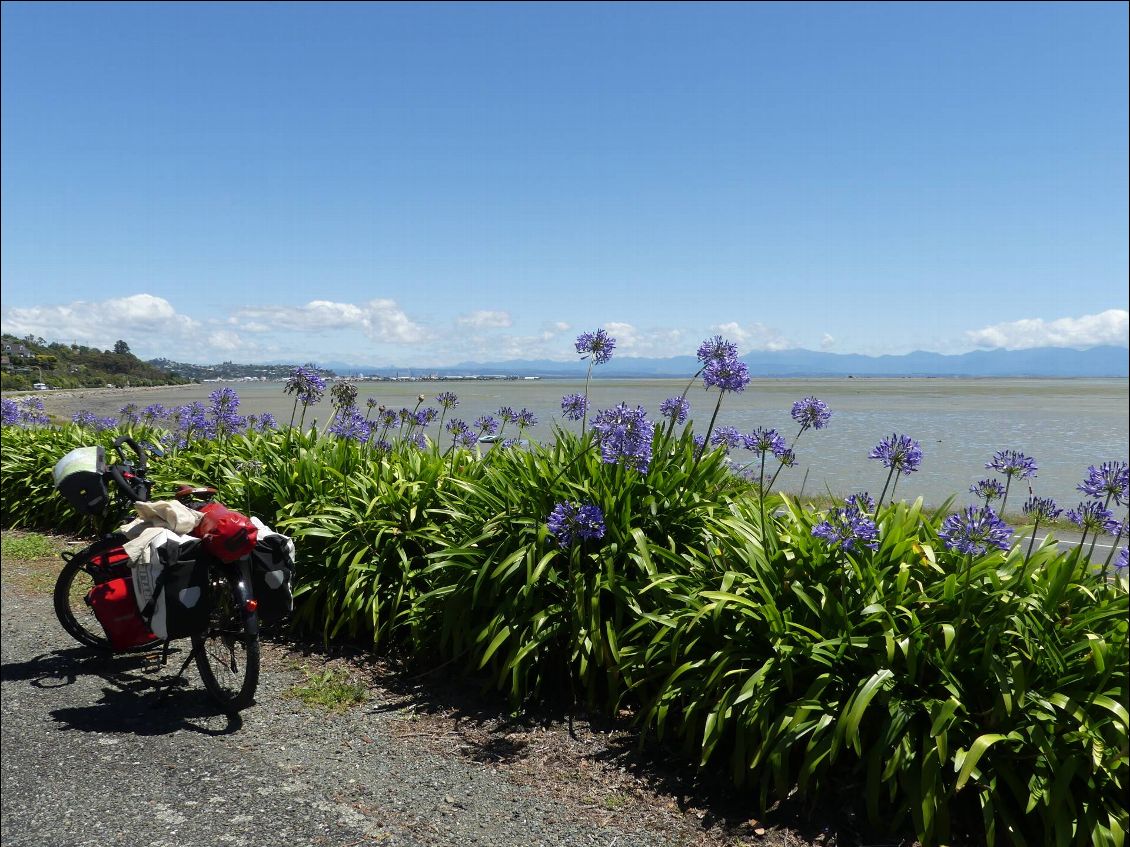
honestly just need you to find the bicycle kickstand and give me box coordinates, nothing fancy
[153,641,201,706]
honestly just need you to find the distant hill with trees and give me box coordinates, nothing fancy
[1,334,193,391]
[145,358,336,382]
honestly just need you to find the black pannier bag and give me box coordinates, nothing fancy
[249,533,295,624]
[53,446,110,515]
[136,536,212,640]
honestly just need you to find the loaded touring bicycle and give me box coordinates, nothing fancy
[51,436,294,712]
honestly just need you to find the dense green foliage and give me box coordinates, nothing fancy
[2,421,1126,847]
[1,333,192,391]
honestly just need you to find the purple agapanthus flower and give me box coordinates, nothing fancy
[546,501,606,548]
[696,336,739,365]
[415,408,439,426]
[119,404,140,425]
[285,366,326,407]
[575,329,616,365]
[1066,501,1116,533]
[208,387,245,436]
[776,448,797,468]
[987,450,1038,481]
[445,418,470,437]
[253,412,278,431]
[710,426,742,451]
[1,398,20,426]
[1115,547,1129,573]
[702,356,750,393]
[658,396,690,425]
[516,409,538,428]
[497,406,519,424]
[939,506,1013,556]
[141,403,168,422]
[869,434,923,475]
[436,391,460,409]
[72,410,117,431]
[475,415,499,437]
[591,403,653,473]
[812,494,880,552]
[175,402,208,434]
[328,406,370,442]
[741,427,787,458]
[561,394,588,422]
[970,478,1007,504]
[1077,461,1129,506]
[1022,496,1062,523]
[791,396,832,431]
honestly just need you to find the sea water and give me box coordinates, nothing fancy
[32,377,1130,513]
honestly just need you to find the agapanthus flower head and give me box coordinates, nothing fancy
[254,412,278,431]
[415,408,439,426]
[328,407,370,442]
[987,449,1037,480]
[379,409,398,427]
[845,492,877,513]
[445,418,470,437]
[284,366,326,407]
[1,398,20,426]
[497,406,519,424]
[371,439,393,454]
[741,427,786,457]
[366,397,379,410]
[869,433,923,475]
[1115,547,1128,573]
[575,329,616,365]
[710,426,742,451]
[561,394,588,422]
[517,409,538,428]
[1106,518,1127,539]
[702,356,750,393]
[72,410,116,431]
[1066,500,1116,532]
[457,431,478,449]
[970,478,1007,503]
[939,505,1013,556]
[696,335,739,365]
[10,397,50,426]
[812,495,880,552]
[791,397,832,431]
[410,432,429,450]
[1077,461,1129,506]
[474,415,499,436]
[208,387,245,435]
[658,396,690,425]
[591,403,653,473]
[1022,496,1062,523]
[175,402,208,433]
[436,391,459,409]
[546,501,606,548]
[776,448,797,468]
[141,404,168,422]
[119,404,140,424]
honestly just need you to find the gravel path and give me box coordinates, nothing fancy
[2,555,814,847]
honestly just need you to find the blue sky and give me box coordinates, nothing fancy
[2,1,1127,366]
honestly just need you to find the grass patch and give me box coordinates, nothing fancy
[283,666,368,712]
[1,530,61,561]
[0,530,64,594]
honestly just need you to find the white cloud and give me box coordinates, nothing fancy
[456,310,512,329]
[232,298,432,344]
[711,321,794,352]
[965,309,1129,350]
[1,294,201,352]
[819,333,836,350]
[601,322,685,358]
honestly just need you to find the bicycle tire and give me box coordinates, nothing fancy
[192,570,260,712]
[52,553,160,652]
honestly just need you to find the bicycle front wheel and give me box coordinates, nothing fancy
[192,575,260,712]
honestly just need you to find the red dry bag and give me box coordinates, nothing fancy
[192,502,258,563]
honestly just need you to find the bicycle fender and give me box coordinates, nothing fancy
[232,558,260,637]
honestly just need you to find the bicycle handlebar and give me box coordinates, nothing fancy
[112,435,148,474]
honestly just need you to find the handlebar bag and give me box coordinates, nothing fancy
[88,575,157,650]
[133,534,211,640]
[52,446,109,515]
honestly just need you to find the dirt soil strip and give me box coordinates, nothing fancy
[1,550,868,847]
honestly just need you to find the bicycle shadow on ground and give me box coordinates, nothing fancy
[1,647,244,737]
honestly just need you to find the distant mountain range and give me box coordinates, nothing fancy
[321,346,1128,379]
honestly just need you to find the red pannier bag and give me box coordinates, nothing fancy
[88,575,157,650]
[192,502,258,563]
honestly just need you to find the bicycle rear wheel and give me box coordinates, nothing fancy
[192,572,260,712]
[53,548,160,652]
